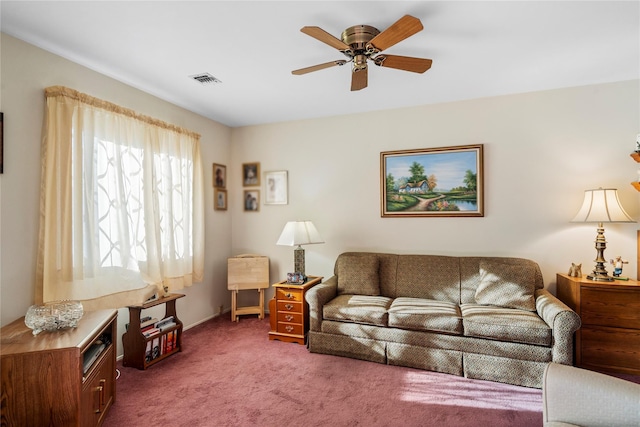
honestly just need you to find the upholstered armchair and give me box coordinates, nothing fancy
[542,362,640,427]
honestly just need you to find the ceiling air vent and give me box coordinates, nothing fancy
[189,73,222,85]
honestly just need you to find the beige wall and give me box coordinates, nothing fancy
[0,34,233,354]
[230,80,639,296]
[2,33,639,351]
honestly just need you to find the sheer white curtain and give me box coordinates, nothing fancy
[37,86,204,310]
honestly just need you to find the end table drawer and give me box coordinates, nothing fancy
[581,288,640,329]
[277,322,304,335]
[278,311,302,324]
[581,325,640,371]
[277,300,302,314]
[276,288,303,302]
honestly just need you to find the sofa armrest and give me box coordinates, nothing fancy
[535,289,581,365]
[305,276,338,332]
[543,362,640,427]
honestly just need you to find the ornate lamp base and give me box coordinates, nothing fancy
[294,245,305,276]
[587,223,614,282]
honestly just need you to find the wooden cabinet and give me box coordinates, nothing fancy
[1,309,117,426]
[269,276,322,344]
[122,293,184,370]
[556,273,640,375]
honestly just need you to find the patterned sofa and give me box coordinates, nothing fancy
[305,252,581,388]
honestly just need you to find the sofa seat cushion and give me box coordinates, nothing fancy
[388,297,463,335]
[460,303,551,346]
[323,294,393,327]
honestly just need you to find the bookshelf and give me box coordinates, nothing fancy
[122,293,184,369]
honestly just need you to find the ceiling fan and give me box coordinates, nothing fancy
[292,15,433,91]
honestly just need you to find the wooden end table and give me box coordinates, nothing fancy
[268,276,322,344]
[556,273,640,375]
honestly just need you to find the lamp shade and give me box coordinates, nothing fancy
[571,188,635,223]
[276,221,324,246]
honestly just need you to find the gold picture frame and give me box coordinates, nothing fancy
[213,163,226,188]
[381,144,484,218]
[214,189,227,211]
[244,190,260,212]
[242,162,260,187]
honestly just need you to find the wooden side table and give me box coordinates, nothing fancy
[122,293,184,370]
[1,309,117,426]
[556,273,640,375]
[227,255,269,321]
[269,276,322,344]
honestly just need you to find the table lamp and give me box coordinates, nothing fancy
[571,188,635,281]
[276,221,324,276]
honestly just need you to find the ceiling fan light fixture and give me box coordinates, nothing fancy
[353,54,368,69]
[292,15,431,91]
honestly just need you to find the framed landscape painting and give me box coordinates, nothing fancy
[380,144,484,218]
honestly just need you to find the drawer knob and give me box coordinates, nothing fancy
[285,325,294,332]
[284,304,294,311]
[285,315,294,322]
[285,292,294,299]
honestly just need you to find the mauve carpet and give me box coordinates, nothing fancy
[103,315,544,427]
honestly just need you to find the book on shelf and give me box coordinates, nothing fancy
[154,316,175,329]
[141,324,155,334]
[165,331,173,352]
[152,337,161,360]
[142,327,161,338]
[158,321,176,332]
[141,317,159,329]
[126,315,154,331]
[145,341,152,363]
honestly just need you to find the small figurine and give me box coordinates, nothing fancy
[610,256,628,277]
[568,263,582,278]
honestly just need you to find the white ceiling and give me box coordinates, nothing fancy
[2,1,639,128]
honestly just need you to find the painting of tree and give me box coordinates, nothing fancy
[380,144,484,217]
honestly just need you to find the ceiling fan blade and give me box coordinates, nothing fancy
[373,55,433,73]
[367,15,423,52]
[350,66,368,91]
[300,26,352,52]
[292,60,348,75]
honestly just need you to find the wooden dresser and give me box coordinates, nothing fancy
[1,309,117,426]
[556,273,640,375]
[269,276,322,344]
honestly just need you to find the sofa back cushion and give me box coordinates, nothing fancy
[336,253,381,296]
[459,257,544,305]
[334,252,399,296]
[394,255,461,302]
[474,260,537,311]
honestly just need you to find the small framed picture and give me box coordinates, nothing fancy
[214,189,227,211]
[264,170,288,205]
[242,162,260,187]
[287,272,306,284]
[213,163,226,188]
[244,190,260,212]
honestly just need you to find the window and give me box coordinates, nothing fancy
[37,86,204,309]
